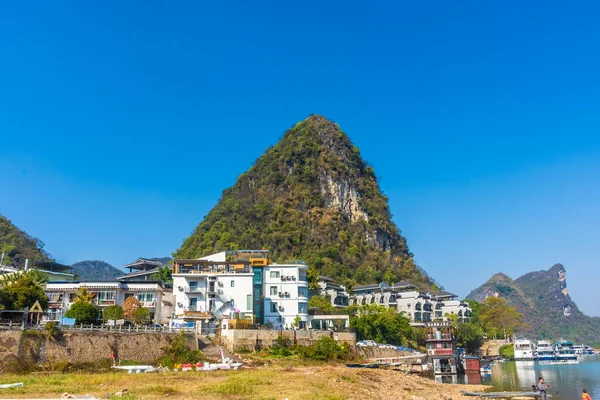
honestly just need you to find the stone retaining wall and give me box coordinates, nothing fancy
[220,329,356,352]
[0,329,196,371]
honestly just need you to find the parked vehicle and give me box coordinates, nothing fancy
[356,340,377,347]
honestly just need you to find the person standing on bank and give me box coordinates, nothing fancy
[537,377,549,400]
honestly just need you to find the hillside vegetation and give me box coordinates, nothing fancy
[175,115,434,289]
[467,264,600,344]
[70,260,124,281]
[0,215,52,268]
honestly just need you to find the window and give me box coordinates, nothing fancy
[96,291,115,301]
[298,302,308,314]
[230,299,235,307]
[298,270,307,282]
[230,280,235,288]
[270,271,280,278]
[69,293,76,302]
[298,286,308,297]
[270,302,278,312]
[189,298,197,310]
[247,294,252,311]
[189,281,198,289]
[270,286,278,296]
[136,293,155,303]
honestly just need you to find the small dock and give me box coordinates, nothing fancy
[461,391,551,399]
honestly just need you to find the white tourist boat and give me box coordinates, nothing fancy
[514,339,536,361]
[535,340,555,363]
[553,340,579,364]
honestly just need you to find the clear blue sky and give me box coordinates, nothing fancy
[1,1,599,314]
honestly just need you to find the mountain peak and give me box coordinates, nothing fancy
[469,263,599,342]
[174,116,432,288]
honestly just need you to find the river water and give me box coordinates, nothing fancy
[480,356,600,400]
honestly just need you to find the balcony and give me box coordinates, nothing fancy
[95,299,116,306]
[426,333,453,341]
[428,349,455,356]
[141,301,156,308]
[179,286,205,294]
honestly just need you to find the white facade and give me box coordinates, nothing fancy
[44,281,172,324]
[172,273,254,320]
[262,264,309,329]
[172,253,310,329]
[350,283,471,326]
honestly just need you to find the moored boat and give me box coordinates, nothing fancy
[514,339,536,361]
[553,340,579,364]
[535,340,555,363]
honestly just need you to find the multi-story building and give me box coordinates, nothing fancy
[172,250,310,329]
[44,281,173,324]
[312,276,350,308]
[350,282,471,326]
[118,258,165,282]
[262,263,309,329]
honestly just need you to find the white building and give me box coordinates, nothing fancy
[262,263,309,329]
[44,281,173,325]
[350,282,471,326]
[172,251,310,329]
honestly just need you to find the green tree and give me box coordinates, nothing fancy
[480,297,524,339]
[348,304,411,345]
[454,321,485,354]
[150,266,173,284]
[464,300,482,325]
[65,302,99,324]
[133,307,150,325]
[0,270,49,310]
[103,305,124,322]
[293,314,301,328]
[308,295,334,312]
[383,268,397,284]
[307,267,320,290]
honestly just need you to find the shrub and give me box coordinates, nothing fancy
[499,344,515,359]
[103,305,124,322]
[298,336,353,361]
[159,332,206,368]
[65,302,99,324]
[44,321,62,339]
[132,307,150,325]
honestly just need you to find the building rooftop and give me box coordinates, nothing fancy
[435,290,458,299]
[31,261,73,273]
[116,268,158,281]
[122,258,165,272]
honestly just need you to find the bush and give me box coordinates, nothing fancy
[44,321,61,339]
[133,307,150,325]
[103,305,124,322]
[298,336,353,361]
[159,332,206,368]
[65,302,99,324]
[499,344,515,359]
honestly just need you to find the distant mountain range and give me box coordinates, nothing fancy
[467,264,600,344]
[70,260,124,281]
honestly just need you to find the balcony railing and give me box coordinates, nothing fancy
[427,333,453,340]
[179,286,205,294]
[95,299,116,306]
[428,349,455,356]
[141,301,156,308]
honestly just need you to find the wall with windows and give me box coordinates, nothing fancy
[172,274,253,319]
[263,264,309,329]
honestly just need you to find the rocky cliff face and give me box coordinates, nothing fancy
[467,264,600,343]
[174,115,432,288]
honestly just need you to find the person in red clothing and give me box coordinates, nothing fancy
[582,389,592,400]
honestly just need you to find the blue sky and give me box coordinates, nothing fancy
[1,1,599,314]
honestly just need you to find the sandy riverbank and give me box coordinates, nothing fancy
[0,365,487,399]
